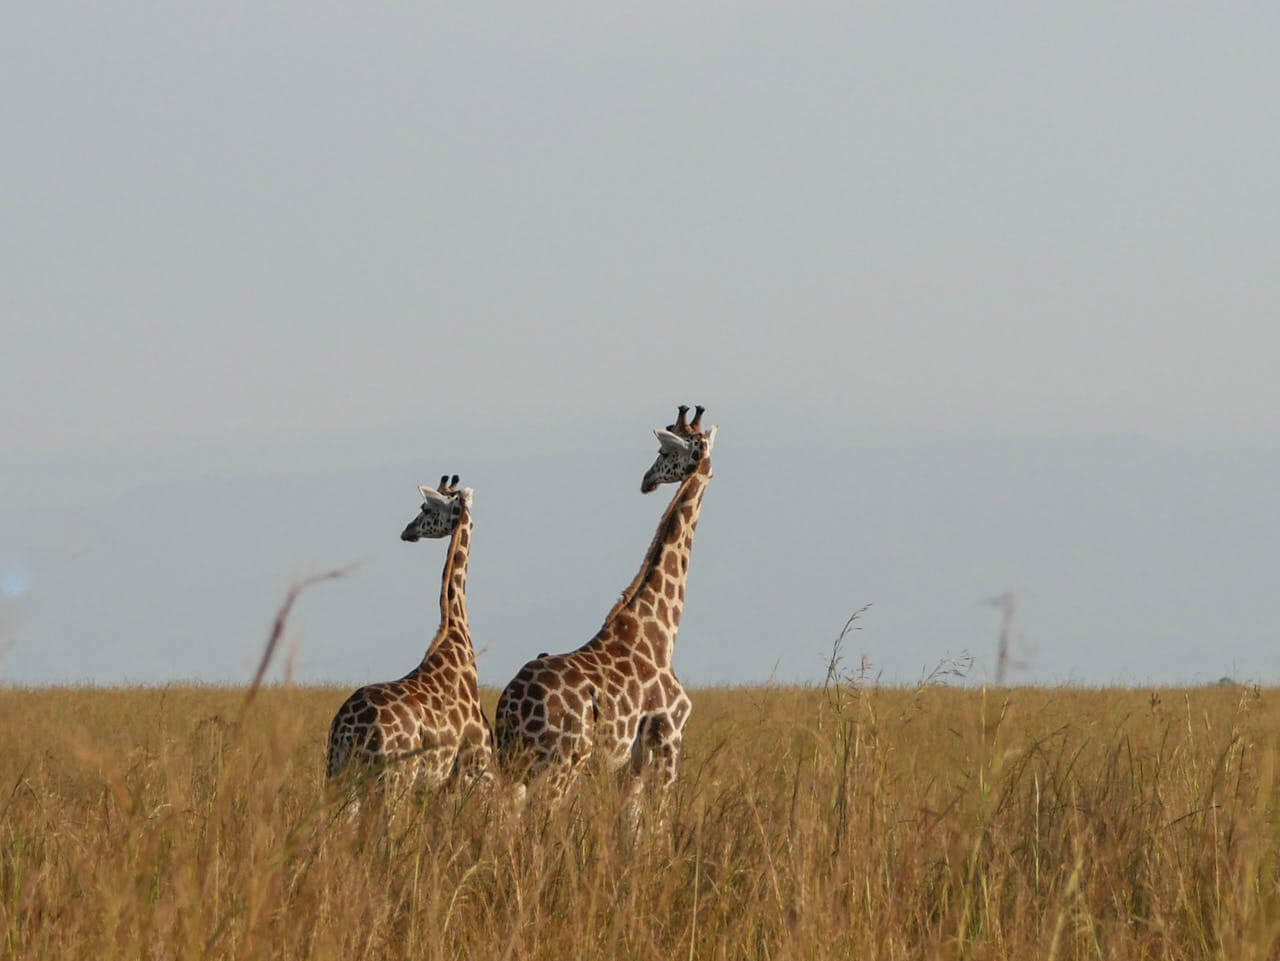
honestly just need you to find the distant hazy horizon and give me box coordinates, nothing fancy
[4,3,1277,686]
[3,422,1277,689]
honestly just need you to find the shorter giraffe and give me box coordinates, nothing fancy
[326,475,492,804]
[496,405,717,809]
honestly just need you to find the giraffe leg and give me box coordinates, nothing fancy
[490,726,545,818]
[498,747,535,816]
[326,730,380,821]
[326,731,351,780]
[332,772,364,821]
[629,717,655,775]
[379,759,413,810]
[652,724,683,787]
[621,717,653,829]
[528,734,587,808]
[333,755,390,823]
[540,755,577,807]
[454,733,494,797]
[646,715,685,827]
[407,745,455,807]
[517,722,592,808]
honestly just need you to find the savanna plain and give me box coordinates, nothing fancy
[3,675,1279,960]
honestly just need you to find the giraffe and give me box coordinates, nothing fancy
[326,474,493,804]
[495,405,717,807]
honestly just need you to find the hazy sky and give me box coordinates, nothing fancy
[3,3,1278,687]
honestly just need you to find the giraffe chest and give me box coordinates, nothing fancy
[562,653,681,732]
[592,670,689,767]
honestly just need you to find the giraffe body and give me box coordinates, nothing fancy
[496,407,715,802]
[327,478,493,799]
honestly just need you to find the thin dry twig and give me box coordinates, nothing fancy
[242,565,355,713]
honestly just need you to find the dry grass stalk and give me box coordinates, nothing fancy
[0,678,1276,960]
[242,565,353,712]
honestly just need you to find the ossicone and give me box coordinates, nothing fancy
[654,428,691,453]
[419,485,448,504]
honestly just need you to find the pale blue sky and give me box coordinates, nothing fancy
[3,3,1278,685]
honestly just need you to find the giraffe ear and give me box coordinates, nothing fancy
[419,485,448,504]
[705,425,717,453]
[460,488,474,509]
[654,429,691,453]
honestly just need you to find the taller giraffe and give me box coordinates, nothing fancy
[496,405,717,802]
[326,474,492,799]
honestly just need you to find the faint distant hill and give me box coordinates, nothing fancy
[3,430,1279,687]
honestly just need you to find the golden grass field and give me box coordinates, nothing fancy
[1,678,1278,960]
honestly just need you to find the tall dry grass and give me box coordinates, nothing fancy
[1,677,1278,959]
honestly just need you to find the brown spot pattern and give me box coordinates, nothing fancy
[326,509,492,792]
[491,457,712,805]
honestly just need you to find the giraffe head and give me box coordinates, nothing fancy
[401,474,474,542]
[641,404,717,493]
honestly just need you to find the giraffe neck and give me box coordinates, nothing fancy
[597,461,710,668]
[416,507,473,669]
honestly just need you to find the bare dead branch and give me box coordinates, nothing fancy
[242,565,355,713]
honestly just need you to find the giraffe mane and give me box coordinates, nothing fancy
[600,467,701,628]
[421,502,471,660]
